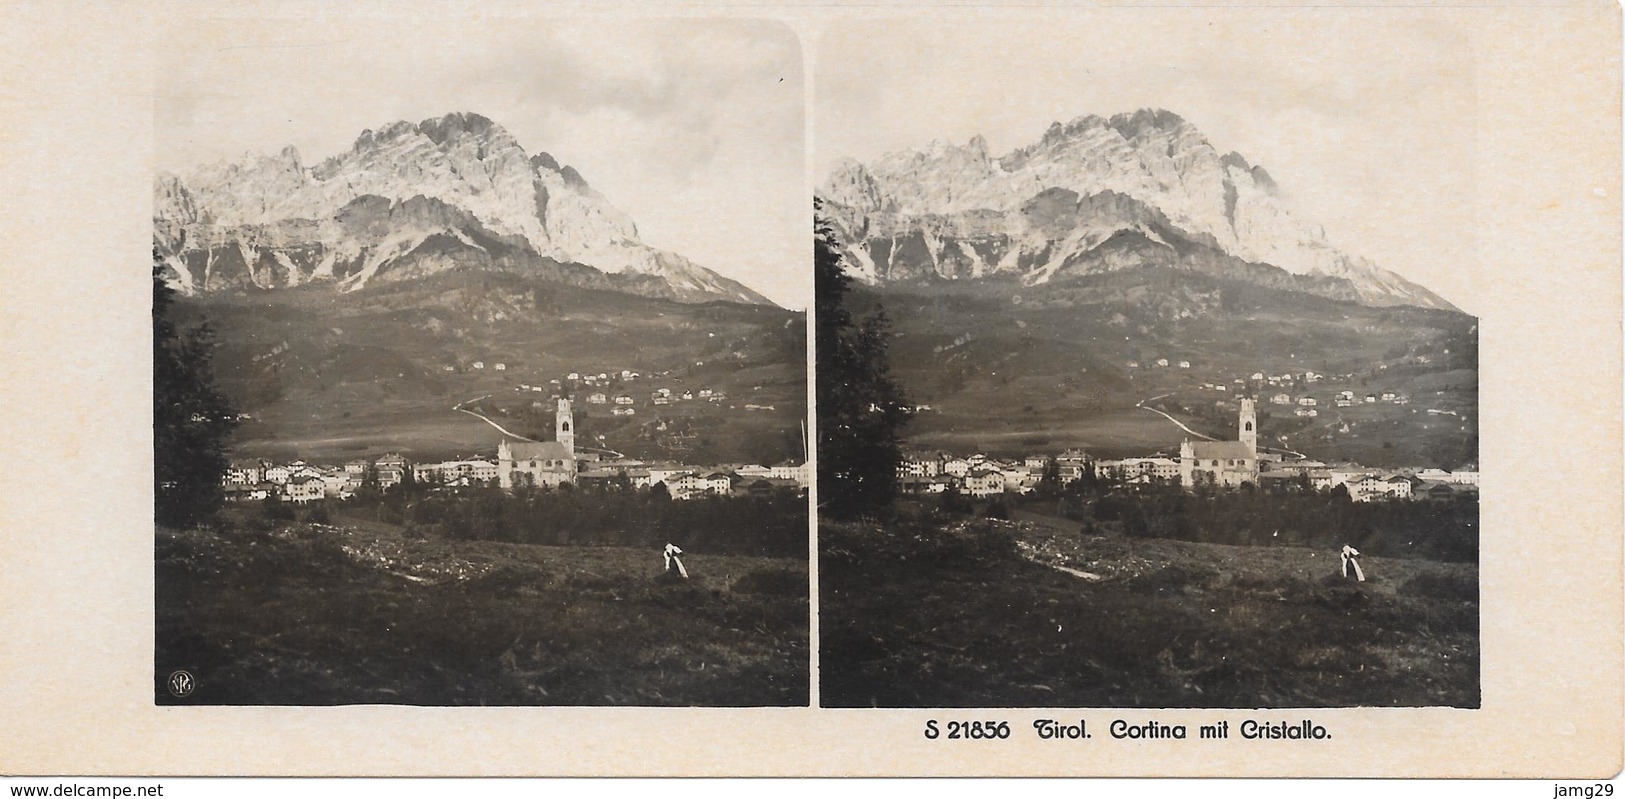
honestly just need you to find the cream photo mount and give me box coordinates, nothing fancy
[0,0,1618,778]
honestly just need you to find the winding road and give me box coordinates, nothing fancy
[1135,392,1216,441]
[454,396,538,442]
[1135,391,1307,460]
[453,395,627,458]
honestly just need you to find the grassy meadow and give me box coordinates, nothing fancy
[819,508,1478,708]
[156,507,808,706]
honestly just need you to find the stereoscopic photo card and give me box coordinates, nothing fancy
[0,0,1619,779]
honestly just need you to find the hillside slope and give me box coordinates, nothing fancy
[174,270,806,464]
[847,270,1476,466]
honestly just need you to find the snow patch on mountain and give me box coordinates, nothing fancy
[819,109,1456,311]
[154,112,771,305]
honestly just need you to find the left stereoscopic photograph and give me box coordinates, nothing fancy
[152,17,810,706]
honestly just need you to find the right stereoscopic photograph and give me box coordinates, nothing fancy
[814,17,1480,709]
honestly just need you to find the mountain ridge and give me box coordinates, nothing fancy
[154,112,772,306]
[818,109,1457,312]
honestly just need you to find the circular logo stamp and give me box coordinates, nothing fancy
[166,669,196,698]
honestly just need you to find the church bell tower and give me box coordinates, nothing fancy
[556,397,575,453]
[1239,397,1257,454]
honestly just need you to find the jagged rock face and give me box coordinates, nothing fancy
[818,109,1455,311]
[154,112,770,305]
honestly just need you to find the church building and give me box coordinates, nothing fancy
[1179,397,1261,489]
[498,398,577,489]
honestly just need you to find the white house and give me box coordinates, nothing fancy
[225,460,264,485]
[898,454,944,478]
[283,476,325,504]
[964,468,1006,497]
[768,461,810,486]
[1416,468,1479,486]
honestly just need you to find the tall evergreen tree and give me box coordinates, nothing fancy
[153,265,237,528]
[815,202,910,519]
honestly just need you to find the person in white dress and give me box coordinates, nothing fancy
[663,542,688,579]
[1340,544,1365,582]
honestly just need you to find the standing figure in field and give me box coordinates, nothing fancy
[1340,544,1365,582]
[663,542,689,579]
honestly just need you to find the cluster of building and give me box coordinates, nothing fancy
[897,398,1478,503]
[223,453,411,504]
[1263,389,1411,417]
[222,398,807,505]
[501,363,760,419]
[1151,361,1461,425]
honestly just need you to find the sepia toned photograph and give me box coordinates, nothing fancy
[151,16,811,706]
[815,18,1480,708]
[0,0,1619,781]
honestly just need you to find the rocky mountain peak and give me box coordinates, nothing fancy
[153,112,772,306]
[817,109,1457,311]
[1104,108,1192,141]
[415,111,499,146]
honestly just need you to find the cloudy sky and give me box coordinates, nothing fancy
[157,16,807,308]
[815,11,1478,311]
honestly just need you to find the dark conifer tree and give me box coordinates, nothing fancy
[814,202,911,520]
[153,265,237,528]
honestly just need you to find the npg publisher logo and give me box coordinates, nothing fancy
[165,669,194,698]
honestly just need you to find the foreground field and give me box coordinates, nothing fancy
[820,514,1478,708]
[157,517,808,706]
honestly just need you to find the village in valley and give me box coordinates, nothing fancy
[221,362,809,507]
[898,439,1479,504]
[897,357,1479,504]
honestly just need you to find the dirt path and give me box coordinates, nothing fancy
[1136,392,1216,441]
[453,395,627,458]
[455,405,536,441]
